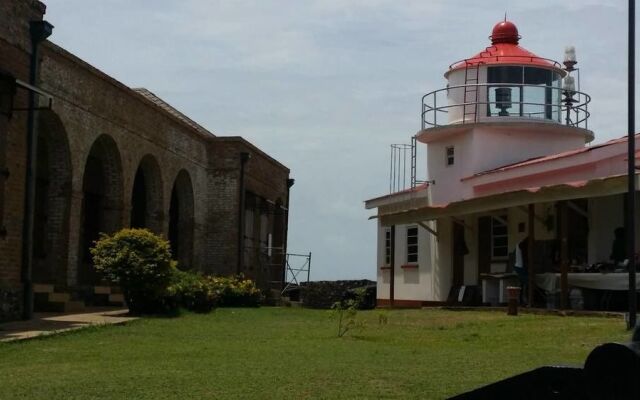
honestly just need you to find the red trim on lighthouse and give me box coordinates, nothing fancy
[447,20,564,76]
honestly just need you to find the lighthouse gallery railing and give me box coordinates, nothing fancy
[421,82,591,131]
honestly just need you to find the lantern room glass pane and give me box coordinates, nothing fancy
[487,66,523,117]
[523,67,550,119]
[486,66,561,122]
[487,66,523,84]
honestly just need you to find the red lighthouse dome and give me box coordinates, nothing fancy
[446,20,565,76]
[490,20,520,44]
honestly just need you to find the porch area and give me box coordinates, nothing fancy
[378,174,640,311]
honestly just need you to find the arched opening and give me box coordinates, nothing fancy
[130,154,163,233]
[32,111,72,285]
[168,169,194,270]
[80,134,123,284]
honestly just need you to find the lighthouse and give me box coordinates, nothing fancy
[363,18,640,310]
[420,20,593,204]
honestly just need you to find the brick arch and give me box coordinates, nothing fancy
[32,111,72,286]
[130,154,164,234]
[168,169,194,270]
[79,134,124,284]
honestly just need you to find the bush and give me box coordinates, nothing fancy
[168,270,219,313]
[205,275,262,307]
[91,228,176,314]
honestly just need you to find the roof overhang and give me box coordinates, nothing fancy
[364,184,429,210]
[377,174,639,227]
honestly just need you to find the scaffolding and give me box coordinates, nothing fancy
[389,138,423,193]
[281,252,312,295]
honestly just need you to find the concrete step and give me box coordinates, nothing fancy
[63,301,86,313]
[34,293,65,313]
[49,292,71,303]
[94,286,111,295]
[108,293,125,303]
[33,283,55,294]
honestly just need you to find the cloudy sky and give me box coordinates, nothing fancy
[45,0,630,280]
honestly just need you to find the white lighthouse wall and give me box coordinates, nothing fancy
[426,125,588,205]
[376,221,439,304]
[470,126,586,175]
[427,132,475,205]
[446,68,488,125]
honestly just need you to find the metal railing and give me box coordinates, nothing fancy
[448,54,564,70]
[421,82,591,130]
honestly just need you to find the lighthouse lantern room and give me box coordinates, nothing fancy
[423,20,589,128]
[418,20,594,205]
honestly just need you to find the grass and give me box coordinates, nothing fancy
[0,308,630,399]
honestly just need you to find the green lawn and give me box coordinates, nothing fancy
[0,308,629,399]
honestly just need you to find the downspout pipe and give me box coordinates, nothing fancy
[389,225,396,307]
[236,152,251,275]
[21,20,53,320]
[0,69,17,238]
[281,178,295,289]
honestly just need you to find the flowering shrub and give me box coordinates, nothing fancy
[205,275,262,307]
[91,228,176,314]
[168,270,219,313]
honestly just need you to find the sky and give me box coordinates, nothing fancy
[44,0,631,281]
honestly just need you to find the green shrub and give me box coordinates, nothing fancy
[91,228,176,314]
[168,270,219,313]
[205,275,262,307]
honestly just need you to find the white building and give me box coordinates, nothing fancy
[365,20,640,309]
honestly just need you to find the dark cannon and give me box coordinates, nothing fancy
[450,327,640,399]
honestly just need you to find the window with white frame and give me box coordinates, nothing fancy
[491,215,508,259]
[384,228,391,265]
[406,225,418,263]
[446,146,455,166]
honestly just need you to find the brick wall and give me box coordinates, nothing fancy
[0,0,46,321]
[0,0,290,320]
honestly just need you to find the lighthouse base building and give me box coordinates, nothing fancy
[365,20,640,310]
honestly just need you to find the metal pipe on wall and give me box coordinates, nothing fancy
[0,70,16,238]
[20,20,53,320]
[280,178,295,289]
[236,152,251,275]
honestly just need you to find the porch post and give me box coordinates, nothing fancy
[389,225,396,307]
[528,204,535,307]
[559,201,569,310]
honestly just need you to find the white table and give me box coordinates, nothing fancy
[535,272,640,293]
[480,273,520,305]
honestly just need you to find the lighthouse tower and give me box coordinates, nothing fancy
[420,20,593,204]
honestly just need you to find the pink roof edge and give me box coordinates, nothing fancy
[462,133,640,181]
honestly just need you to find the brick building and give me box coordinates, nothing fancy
[0,0,292,321]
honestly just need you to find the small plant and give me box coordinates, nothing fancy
[91,228,176,314]
[331,290,365,337]
[331,299,361,338]
[377,310,389,326]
